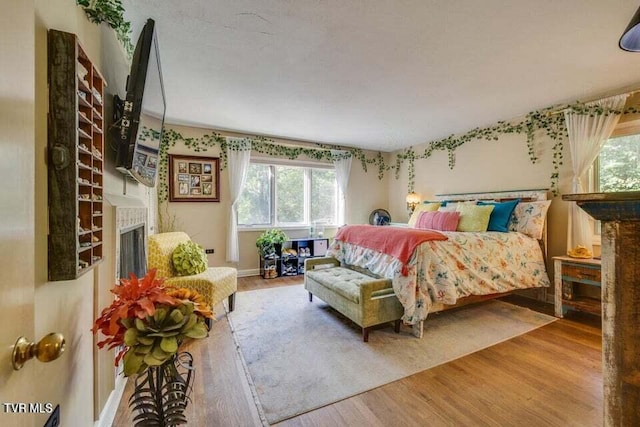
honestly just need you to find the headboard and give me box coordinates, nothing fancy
[433,189,548,203]
[432,189,550,258]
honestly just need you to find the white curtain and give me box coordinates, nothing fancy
[564,94,627,253]
[331,150,352,222]
[331,150,352,196]
[226,138,252,263]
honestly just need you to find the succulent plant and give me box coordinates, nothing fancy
[121,301,209,376]
[172,241,208,276]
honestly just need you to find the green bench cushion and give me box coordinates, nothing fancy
[305,267,390,304]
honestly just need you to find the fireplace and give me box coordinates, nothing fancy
[119,224,146,279]
[113,205,148,280]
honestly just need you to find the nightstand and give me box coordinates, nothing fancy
[553,255,602,318]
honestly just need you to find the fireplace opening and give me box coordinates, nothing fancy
[119,224,146,279]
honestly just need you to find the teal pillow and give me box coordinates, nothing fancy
[172,241,208,276]
[478,199,520,232]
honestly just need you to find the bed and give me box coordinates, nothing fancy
[326,189,552,337]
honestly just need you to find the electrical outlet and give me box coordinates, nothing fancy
[205,249,214,254]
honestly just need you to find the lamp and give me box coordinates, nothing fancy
[620,6,640,51]
[406,192,421,215]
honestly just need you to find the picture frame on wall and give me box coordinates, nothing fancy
[168,154,220,202]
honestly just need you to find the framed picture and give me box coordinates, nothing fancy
[168,154,220,202]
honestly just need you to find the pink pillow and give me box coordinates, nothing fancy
[415,211,460,231]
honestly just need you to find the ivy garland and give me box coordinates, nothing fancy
[144,103,638,202]
[142,101,638,202]
[77,0,133,56]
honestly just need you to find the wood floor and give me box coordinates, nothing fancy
[113,276,603,427]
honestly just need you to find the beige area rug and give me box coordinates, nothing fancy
[228,284,556,425]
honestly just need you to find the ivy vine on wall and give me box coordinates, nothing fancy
[141,101,637,203]
[77,0,133,56]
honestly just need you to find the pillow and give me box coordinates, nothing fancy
[456,204,494,232]
[478,199,520,232]
[415,211,460,231]
[437,200,475,212]
[509,200,552,239]
[172,241,208,276]
[408,202,441,227]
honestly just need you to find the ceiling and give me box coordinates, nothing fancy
[123,0,640,152]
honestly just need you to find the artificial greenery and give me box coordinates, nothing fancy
[143,102,637,199]
[256,229,288,257]
[76,0,133,56]
[121,301,208,375]
[172,241,208,276]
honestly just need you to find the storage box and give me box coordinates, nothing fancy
[313,239,328,256]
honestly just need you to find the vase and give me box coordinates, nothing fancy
[129,352,195,426]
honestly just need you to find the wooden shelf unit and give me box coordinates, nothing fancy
[47,30,106,281]
[259,238,330,279]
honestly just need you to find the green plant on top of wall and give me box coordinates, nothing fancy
[77,0,133,56]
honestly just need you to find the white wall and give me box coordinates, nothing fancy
[160,124,390,273]
[387,122,574,283]
[34,1,137,424]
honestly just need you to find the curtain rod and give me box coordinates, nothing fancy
[546,87,640,116]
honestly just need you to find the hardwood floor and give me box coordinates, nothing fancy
[113,276,603,426]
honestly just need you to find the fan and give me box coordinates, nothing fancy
[368,209,391,226]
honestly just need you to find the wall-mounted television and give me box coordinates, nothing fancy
[115,18,166,187]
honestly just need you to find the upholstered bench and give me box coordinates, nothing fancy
[304,257,404,342]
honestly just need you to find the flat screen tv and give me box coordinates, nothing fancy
[115,18,166,187]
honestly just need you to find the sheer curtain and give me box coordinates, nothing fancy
[564,94,627,253]
[226,138,252,263]
[331,150,352,223]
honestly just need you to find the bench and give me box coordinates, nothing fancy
[304,257,404,342]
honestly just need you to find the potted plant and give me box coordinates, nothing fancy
[256,229,288,258]
[93,269,213,425]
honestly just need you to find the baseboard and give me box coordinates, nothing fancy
[94,375,127,427]
[238,268,260,277]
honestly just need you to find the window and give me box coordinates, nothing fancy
[596,134,640,193]
[592,124,640,239]
[238,162,341,227]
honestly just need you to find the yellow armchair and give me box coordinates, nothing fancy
[147,232,237,312]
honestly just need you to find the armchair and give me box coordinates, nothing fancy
[147,232,237,313]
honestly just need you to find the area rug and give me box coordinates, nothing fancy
[228,284,556,424]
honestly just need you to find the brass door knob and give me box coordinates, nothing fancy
[12,332,66,371]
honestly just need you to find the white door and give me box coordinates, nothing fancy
[0,1,36,425]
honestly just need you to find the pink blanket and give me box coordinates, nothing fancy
[333,225,447,275]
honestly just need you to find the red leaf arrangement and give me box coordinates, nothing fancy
[92,269,179,364]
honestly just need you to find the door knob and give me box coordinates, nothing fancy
[12,332,66,371]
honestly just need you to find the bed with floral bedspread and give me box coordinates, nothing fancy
[326,190,552,337]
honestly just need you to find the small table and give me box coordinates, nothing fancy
[553,256,601,318]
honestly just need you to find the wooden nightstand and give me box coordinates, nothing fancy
[553,255,602,318]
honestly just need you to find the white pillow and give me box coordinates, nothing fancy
[509,200,552,239]
[438,200,476,212]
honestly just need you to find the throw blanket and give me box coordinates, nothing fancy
[333,225,447,275]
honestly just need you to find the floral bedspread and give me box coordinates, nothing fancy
[327,231,550,326]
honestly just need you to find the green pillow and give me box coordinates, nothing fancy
[172,241,208,276]
[456,204,495,232]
